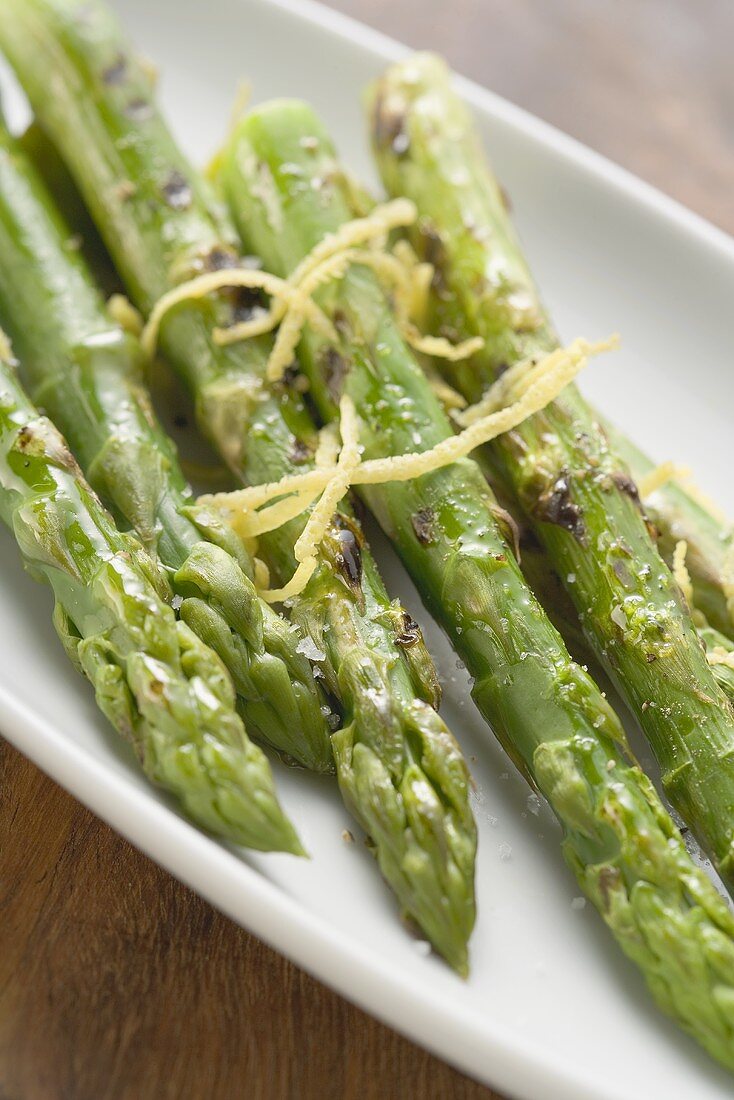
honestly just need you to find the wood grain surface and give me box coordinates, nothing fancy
[1,2,732,1098]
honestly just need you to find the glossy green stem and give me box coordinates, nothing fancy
[599,414,733,636]
[510,501,734,706]
[0,120,333,772]
[366,52,734,884]
[475,447,734,702]
[217,97,734,1067]
[19,119,120,299]
[0,0,478,972]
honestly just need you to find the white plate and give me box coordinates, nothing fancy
[2,2,734,1098]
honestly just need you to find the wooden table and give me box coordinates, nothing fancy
[1,2,732,1097]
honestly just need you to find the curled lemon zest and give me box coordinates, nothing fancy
[140,266,333,361]
[455,337,617,426]
[708,646,734,671]
[201,335,615,598]
[672,540,694,606]
[252,555,270,591]
[680,479,730,528]
[428,373,468,411]
[141,198,483,382]
[0,327,13,361]
[330,247,482,362]
[637,461,691,499]
[257,395,361,602]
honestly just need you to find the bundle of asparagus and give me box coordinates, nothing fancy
[0,0,477,973]
[0,340,300,854]
[0,0,734,1073]
[366,54,734,886]
[211,101,734,1065]
[0,119,334,773]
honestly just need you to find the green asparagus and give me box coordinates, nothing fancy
[0,341,300,852]
[366,53,734,881]
[599,415,733,635]
[210,98,734,1063]
[515,507,734,705]
[0,0,478,972]
[19,120,120,299]
[0,119,333,772]
[474,444,734,701]
[484,400,734,638]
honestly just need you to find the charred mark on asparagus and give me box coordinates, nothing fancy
[395,612,422,648]
[280,362,304,391]
[411,506,437,546]
[289,437,313,464]
[489,503,521,560]
[204,246,240,272]
[232,295,268,329]
[113,180,136,203]
[598,865,622,913]
[17,419,81,475]
[124,98,153,121]
[333,308,351,337]
[610,470,643,508]
[333,523,363,589]
[416,221,450,294]
[102,53,127,85]
[372,92,410,157]
[612,558,636,589]
[536,473,586,542]
[322,345,350,400]
[161,169,192,210]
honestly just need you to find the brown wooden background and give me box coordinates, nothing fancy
[1,2,732,1098]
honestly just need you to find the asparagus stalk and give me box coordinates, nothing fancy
[1,0,478,972]
[366,53,734,881]
[474,448,734,701]
[209,369,478,975]
[19,119,120,299]
[514,509,734,705]
[517,445,734,704]
[212,99,734,1063]
[599,415,733,636]
[0,342,300,853]
[513,411,734,638]
[0,120,333,772]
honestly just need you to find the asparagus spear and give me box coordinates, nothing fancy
[475,361,732,643]
[366,53,734,880]
[19,120,120,299]
[211,99,734,1062]
[0,0,477,972]
[0,341,300,852]
[0,120,333,772]
[512,506,734,705]
[599,415,733,636]
[474,447,734,701]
